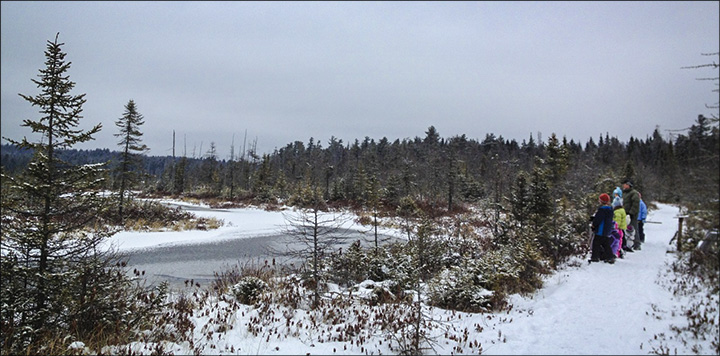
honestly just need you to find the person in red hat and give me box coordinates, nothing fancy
[591,193,616,263]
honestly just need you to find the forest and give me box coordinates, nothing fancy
[1,35,717,355]
[2,119,717,212]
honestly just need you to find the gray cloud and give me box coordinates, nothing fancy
[2,1,718,158]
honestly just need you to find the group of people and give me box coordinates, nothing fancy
[590,179,648,264]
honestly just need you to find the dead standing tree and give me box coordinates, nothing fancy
[276,187,353,309]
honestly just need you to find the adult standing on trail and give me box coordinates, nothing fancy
[622,179,641,250]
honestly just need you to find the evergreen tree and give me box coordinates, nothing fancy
[544,133,570,246]
[423,125,440,146]
[545,133,569,183]
[363,173,387,254]
[114,99,147,220]
[510,171,532,233]
[622,161,636,186]
[383,173,404,206]
[226,137,237,199]
[397,196,420,240]
[528,165,554,261]
[173,156,187,195]
[407,217,436,354]
[446,154,458,211]
[252,154,274,202]
[352,164,370,203]
[0,33,123,350]
[200,142,220,195]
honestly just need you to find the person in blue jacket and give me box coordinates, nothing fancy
[637,192,648,245]
[591,193,616,263]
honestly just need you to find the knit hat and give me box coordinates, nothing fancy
[622,179,633,187]
[599,193,611,204]
[613,187,623,197]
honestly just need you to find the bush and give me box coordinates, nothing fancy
[231,276,269,305]
[427,261,494,312]
[327,240,372,287]
[0,256,170,355]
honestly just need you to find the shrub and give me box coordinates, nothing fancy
[231,276,269,305]
[327,240,371,287]
[427,261,494,312]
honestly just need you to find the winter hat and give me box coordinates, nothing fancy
[622,179,633,187]
[599,193,611,204]
[613,187,623,197]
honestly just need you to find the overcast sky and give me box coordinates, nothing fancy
[2,1,718,158]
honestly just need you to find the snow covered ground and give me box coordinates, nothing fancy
[104,200,404,252]
[473,203,717,355]
[101,202,718,355]
[103,202,290,252]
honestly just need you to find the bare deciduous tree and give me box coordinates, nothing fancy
[275,188,352,309]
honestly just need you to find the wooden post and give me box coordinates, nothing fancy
[676,215,688,252]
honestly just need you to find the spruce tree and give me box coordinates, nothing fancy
[510,171,532,233]
[544,134,570,247]
[200,142,220,195]
[545,133,569,183]
[114,99,147,220]
[0,33,123,351]
[173,156,187,194]
[227,137,237,199]
[528,166,553,261]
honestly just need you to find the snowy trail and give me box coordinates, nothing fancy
[480,203,685,355]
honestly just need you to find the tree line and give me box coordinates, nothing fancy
[5,118,717,215]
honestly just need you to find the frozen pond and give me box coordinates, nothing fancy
[118,202,403,290]
[122,234,288,289]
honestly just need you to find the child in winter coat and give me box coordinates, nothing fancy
[609,221,623,258]
[591,193,616,263]
[612,186,623,209]
[612,198,628,257]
